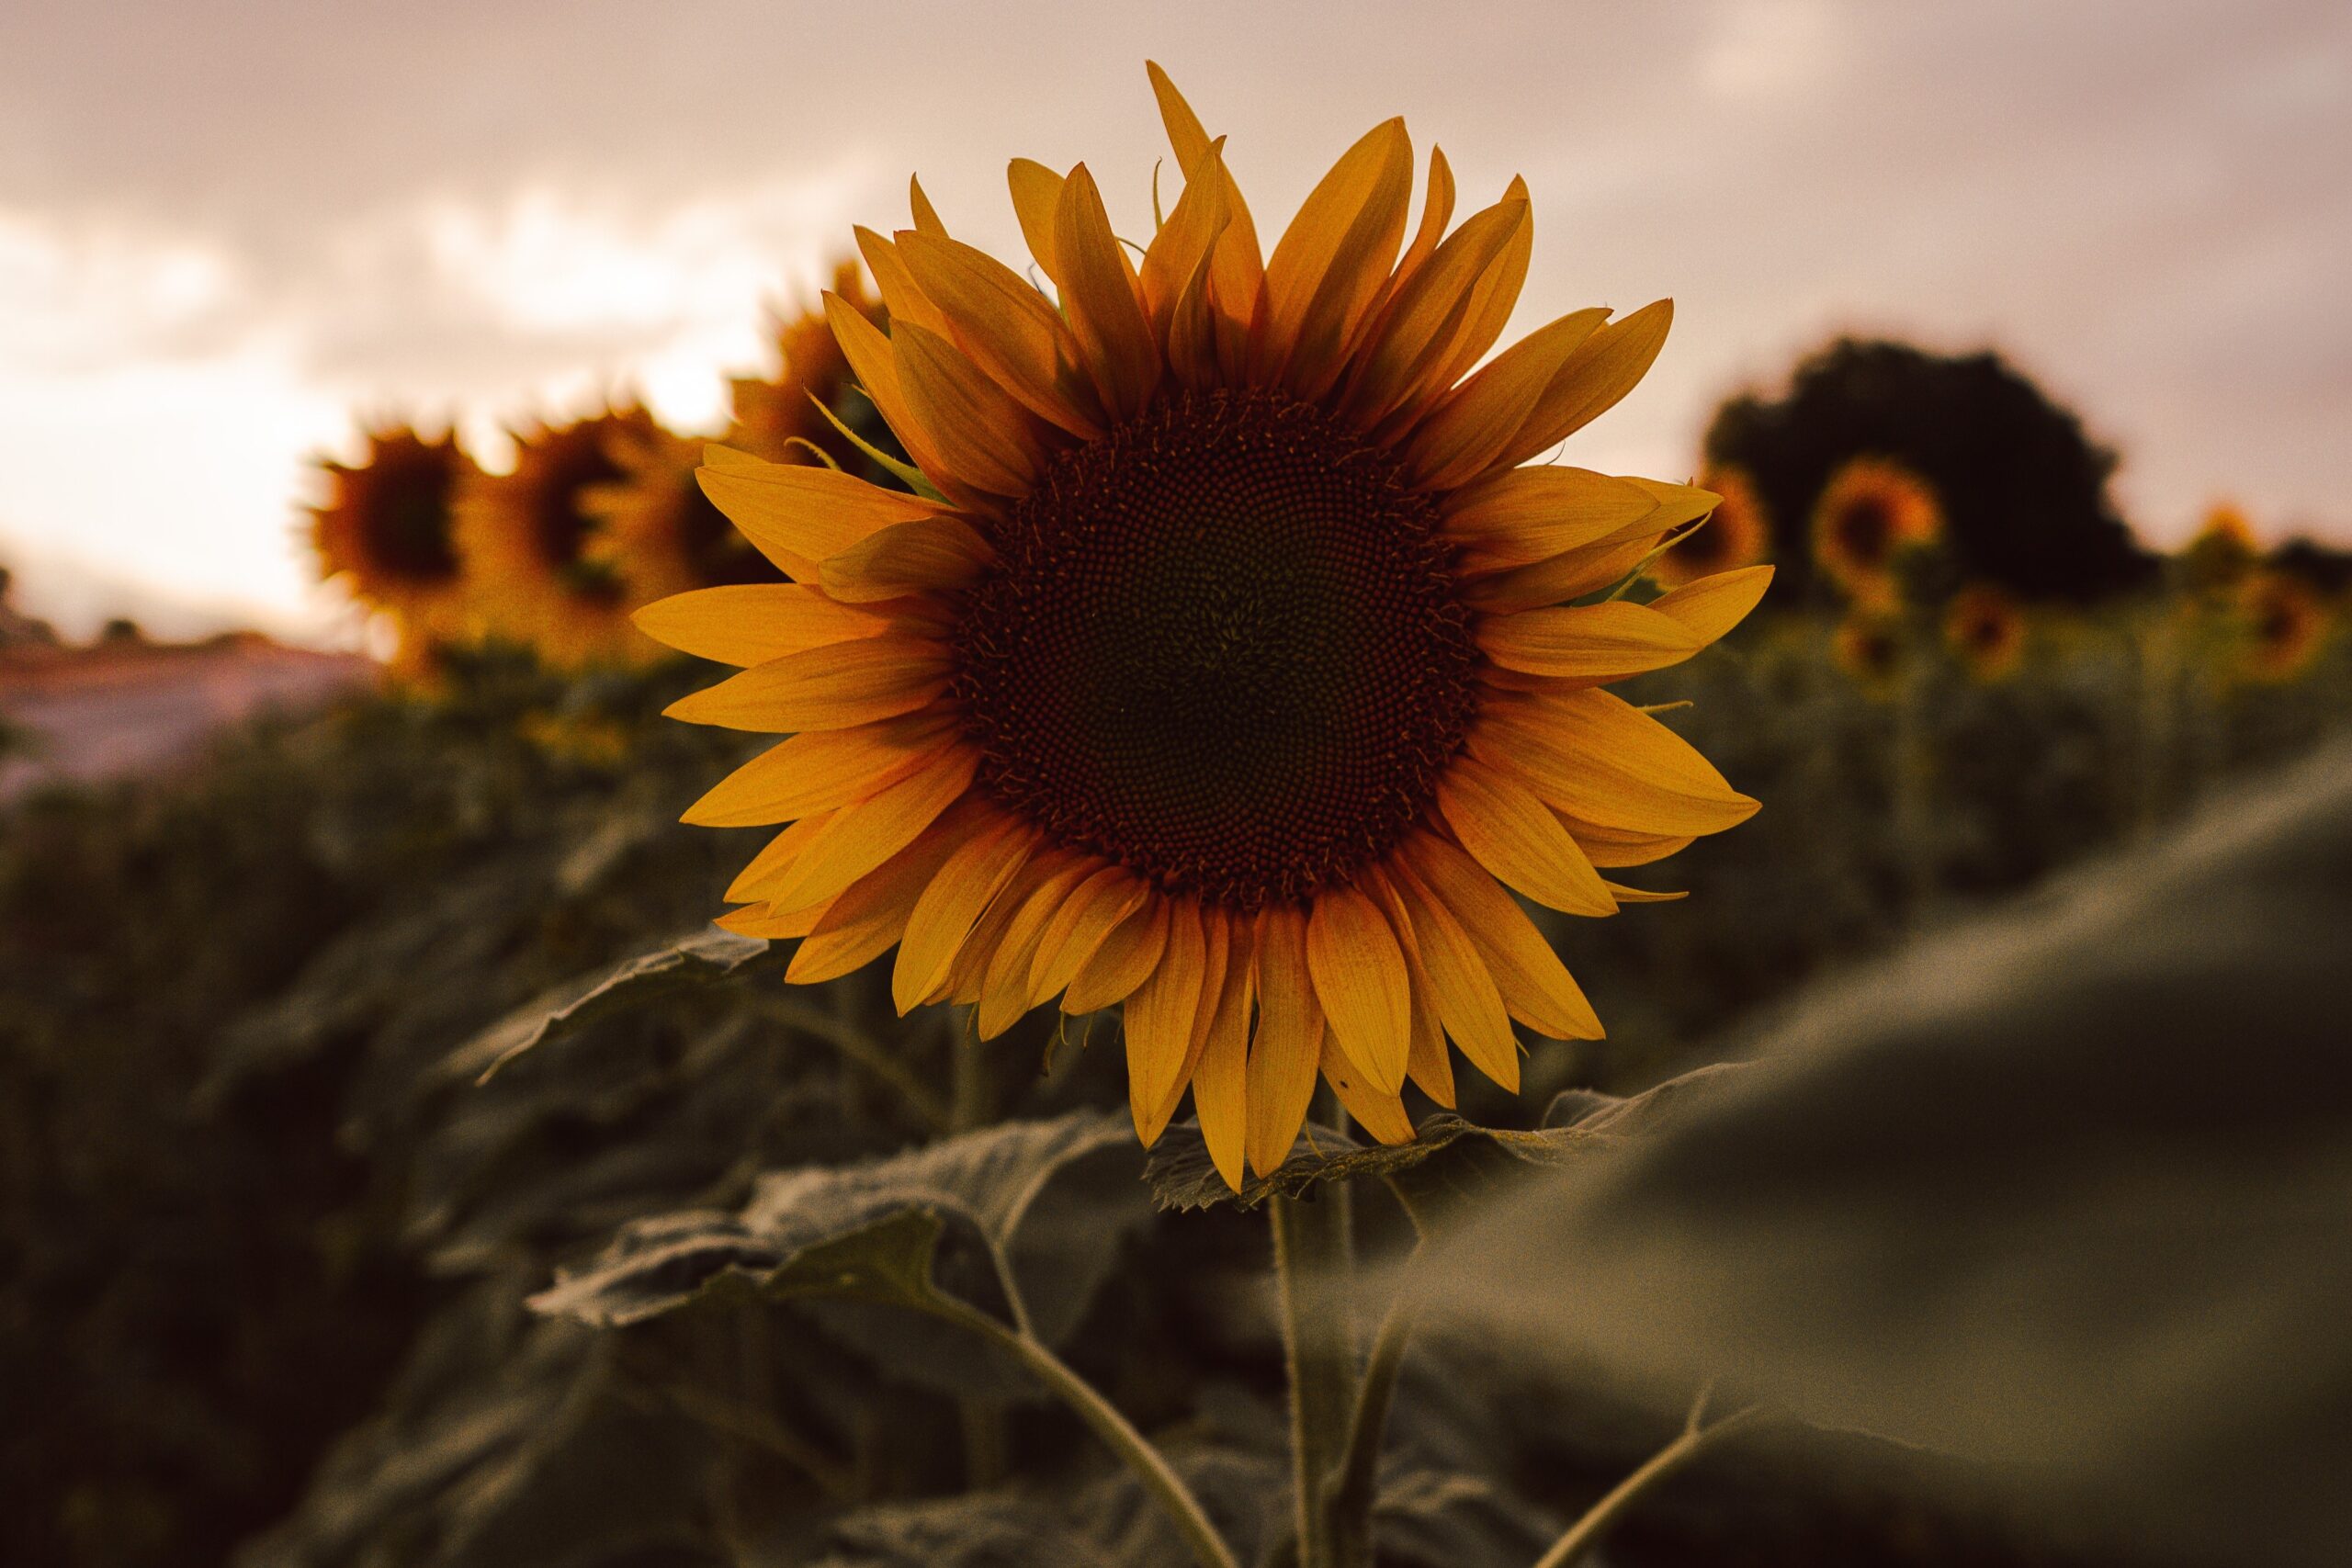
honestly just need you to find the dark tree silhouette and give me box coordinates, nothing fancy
[1704,337,2156,605]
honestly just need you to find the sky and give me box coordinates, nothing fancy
[2,0,2346,643]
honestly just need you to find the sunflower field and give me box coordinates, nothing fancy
[6,63,2351,1568]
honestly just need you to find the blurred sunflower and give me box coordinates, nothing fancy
[582,422,783,605]
[2236,570,2328,683]
[1832,610,1905,693]
[1653,464,1770,589]
[1812,455,1942,604]
[311,424,477,676]
[1942,581,2026,682]
[728,263,887,468]
[2179,502,2260,596]
[457,406,663,670]
[645,65,1766,1188]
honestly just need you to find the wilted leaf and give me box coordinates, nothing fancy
[1143,1062,1745,1218]
[1432,738,2352,1568]
[1371,1467,1556,1568]
[810,1495,1116,1568]
[450,927,785,1084]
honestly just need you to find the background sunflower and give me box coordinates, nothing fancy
[309,424,476,676]
[1811,454,1944,605]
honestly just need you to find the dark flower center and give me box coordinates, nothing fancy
[527,423,628,604]
[355,438,461,583]
[954,389,1480,909]
[1835,495,1893,564]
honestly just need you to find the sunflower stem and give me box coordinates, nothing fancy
[957,1308,1239,1568]
[1272,1186,1357,1568]
[1324,1258,1422,1568]
[1529,1392,1764,1568]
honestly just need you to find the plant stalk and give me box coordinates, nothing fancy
[1530,1399,1764,1568]
[1325,1278,1420,1567]
[1272,1189,1357,1568]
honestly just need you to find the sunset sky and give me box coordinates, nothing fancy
[3,0,2345,641]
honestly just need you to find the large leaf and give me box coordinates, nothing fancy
[1430,737,2352,1568]
[1143,1063,1744,1217]
[530,1111,1148,1380]
[449,927,786,1085]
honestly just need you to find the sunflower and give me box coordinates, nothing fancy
[1811,456,1943,604]
[582,422,783,605]
[456,406,664,670]
[311,424,477,675]
[2178,502,2259,596]
[642,66,1768,1190]
[728,262,888,468]
[1653,464,1770,589]
[1942,581,2025,682]
[2236,570,2328,683]
[1832,610,1905,692]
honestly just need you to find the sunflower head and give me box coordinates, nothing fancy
[1654,465,1770,589]
[456,405,666,670]
[1942,581,2026,682]
[2235,570,2329,683]
[582,422,783,604]
[1811,456,1943,604]
[2179,502,2261,596]
[728,262,888,468]
[642,66,1768,1189]
[311,424,478,668]
[1832,610,1905,692]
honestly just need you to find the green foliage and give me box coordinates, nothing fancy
[1704,337,2156,604]
[5,606,2347,1568]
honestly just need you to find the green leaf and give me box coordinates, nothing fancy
[530,1110,1146,1351]
[449,926,786,1085]
[1142,1062,1747,1217]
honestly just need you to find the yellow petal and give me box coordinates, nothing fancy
[1064,894,1171,1014]
[1144,61,1265,353]
[1384,854,1519,1092]
[1487,299,1673,478]
[1555,813,1695,868]
[1319,1033,1415,1146]
[892,818,1036,1012]
[820,515,995,603]
[1476,601,1705,682]
[1029,865,1151,1004]
[682,712,958,827]
[1442,467,1665,566]
[696,459,934,580]
[786,803,989,984]
[854,226,952,340]
[1458,536,1656,615]
[908,175,948,237]
[723,810,835,905]
[1411,174,1534,408]
[977,856,1098,1039]
[894,230,1103,439]
[1388,147,1457,302]
[1437,755,1618,916]
[1255,117,1414,396]
[1305,885,1412,1096]
[1055,164,1161,422]
[1137,137,1231,344]
[1601,880,1688,903]
[1646,565,1775,645]
[632,583,898,667]
[1192,924,1255,1190]
[891,320,1045,499]
[827,292,958,497]
[758,745,981,915]
[1401,307,1609,490]
[943,848,1067,1006]
[1400,831,1603,1042]
[1471,688,1758,837]
[1007,158,1068,282]
[1341,193,1527,425]
[1246,903,1325,1177]
[1125,898,1205,1144]
[662,637,951,733]
[714,898,830,940]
